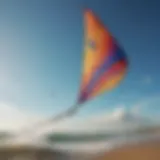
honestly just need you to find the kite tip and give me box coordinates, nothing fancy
[82,7,92,14]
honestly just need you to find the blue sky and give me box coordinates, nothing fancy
[1,0,160,119]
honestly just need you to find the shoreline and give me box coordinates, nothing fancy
[45,132,160,153]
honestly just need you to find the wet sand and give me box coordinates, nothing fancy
[0,147,71,160]
[95,139,160,160]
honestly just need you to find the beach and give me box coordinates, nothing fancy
[0,138,159,160]
[0,128,159,160]
[95,138,160,160]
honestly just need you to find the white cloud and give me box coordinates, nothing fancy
[0,102,44,133]
[36,105,152,137]
[37,97,160,137]
[0,96,159,139]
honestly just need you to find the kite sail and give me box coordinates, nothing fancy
[77,9,128,104]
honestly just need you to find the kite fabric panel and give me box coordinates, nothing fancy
[77,9,128,104]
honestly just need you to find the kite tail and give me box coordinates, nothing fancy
[48,103,82,123]
[15,103,82,137]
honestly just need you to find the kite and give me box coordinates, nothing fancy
[48,9,128,122]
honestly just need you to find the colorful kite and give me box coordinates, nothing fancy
[48,9,128,121]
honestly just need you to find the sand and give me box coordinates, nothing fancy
[0,147,70,160]
[95,139,160,160]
